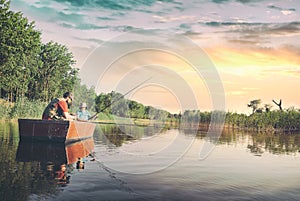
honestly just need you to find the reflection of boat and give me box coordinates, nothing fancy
[16,138,95,165]
[65,138,94,164]
[18,119,96,143]
[16,138,95,186]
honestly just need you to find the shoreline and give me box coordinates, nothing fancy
[1,118,300,134]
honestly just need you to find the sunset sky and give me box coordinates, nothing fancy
[10,0,300,114]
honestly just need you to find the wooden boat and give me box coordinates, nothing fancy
[18,119,96,143]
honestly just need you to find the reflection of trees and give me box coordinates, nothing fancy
[93,123,168,147]
[96,122,255,150]
[98,125,134,147]
[96,121,300,155]
[241,131,300,155]
[262,134,300,155]
[181,126,300,156]
[241,131,299,155]
[247,144,264,156]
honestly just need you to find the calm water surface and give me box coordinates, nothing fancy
[1,121,300,201]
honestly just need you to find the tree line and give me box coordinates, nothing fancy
[180,99,300,132]
[94,91,171,120]
[225,99,300,132]
[225,109,300,132]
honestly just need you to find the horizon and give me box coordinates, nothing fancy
[9,0,300,114]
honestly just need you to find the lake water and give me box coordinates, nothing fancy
[1,121,300,201]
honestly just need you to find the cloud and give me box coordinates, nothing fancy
[269,22,300,35]
[52,0,183,11]
[281,10,293,15]
[267,5,296,13]
[153,15,196,23]
[267,4,297,16]
[260,67,300,78]
[211,0,268,4]
[12,0,300,41]
[284,69,300,77]
[201,21,300,47]
[53,0,133,10]
[226,90,247,95]
[205,21,262,27]
[97,16,116,21]
[205,44,300,71]
[179,23,192,30]
[227,39,262,45]
[76,24,111,30]
[204,21,300,35]
[12,0,190,34]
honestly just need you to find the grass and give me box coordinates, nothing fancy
[0,98,47,120]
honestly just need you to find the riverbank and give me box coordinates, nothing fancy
[1,99,300,133]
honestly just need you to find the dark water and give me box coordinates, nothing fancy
[1,121,300,201]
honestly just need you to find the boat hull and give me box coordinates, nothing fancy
[18,119,96,143]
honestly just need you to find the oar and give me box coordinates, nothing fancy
[88,76,153,120]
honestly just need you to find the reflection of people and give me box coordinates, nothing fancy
[76,158,85,170]
[55,164,70,184]
[42,92,76,120]
[45,163,71,186]
[76,103,91,121]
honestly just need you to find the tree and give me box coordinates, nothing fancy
[0,0,41,101]
[73,82,97,113]
[0,1,78,103]
[129,100,145,118]
[247,99,261,114]
[95,92,112,114]
[111,91,128,117]
[272,99,283,111]
[31,42,78,102]
[264,104,272,112]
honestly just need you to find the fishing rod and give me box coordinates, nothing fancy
[88,76,153,120]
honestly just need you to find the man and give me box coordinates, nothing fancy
[76,102,91,121]
[42,92,76,120]
[76,102,98,121]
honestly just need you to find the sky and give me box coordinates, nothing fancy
[9,0,300,114]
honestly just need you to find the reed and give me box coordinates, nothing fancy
[0,98,47,120]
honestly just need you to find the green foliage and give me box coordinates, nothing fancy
[0,99,12,119]
[247,99,262,114]
[182,110,201,124]
[93,92,300,132]
[0,1,78,103]
[11,98,46,119]
[0,0,42,101]
[95,91,172,121]
[128,100,145,119]
[225,109,300,132]
[95,92,112,114]
[96,112,114,121]
[30,42,78,102]
[73,82,97,113]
